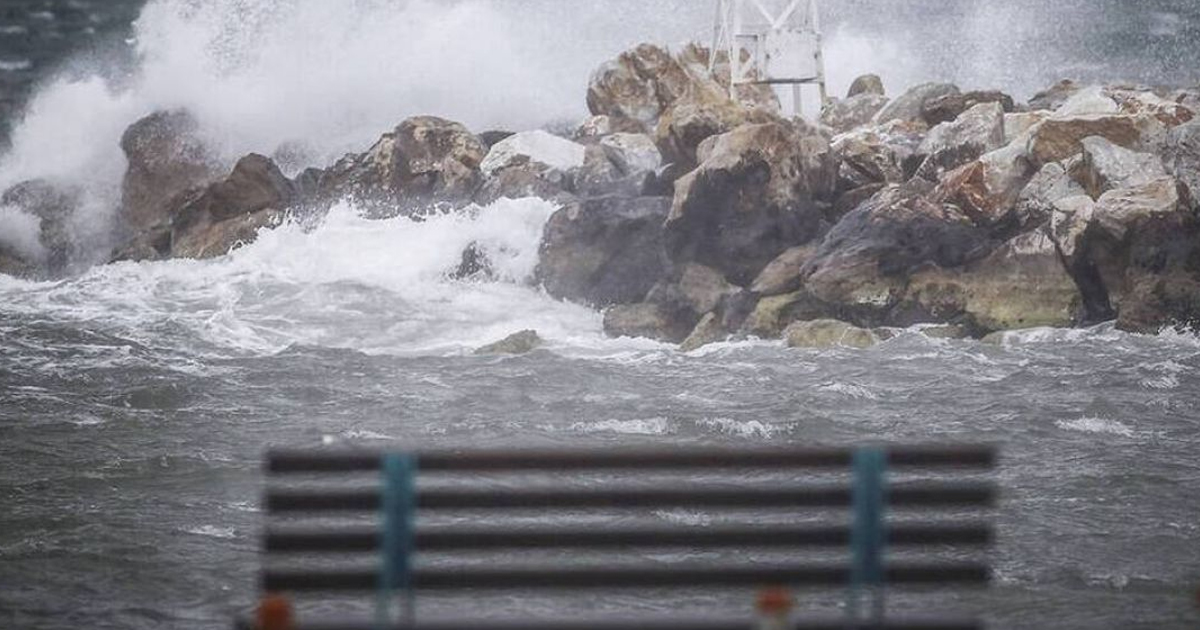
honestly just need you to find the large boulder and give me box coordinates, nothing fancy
[903,228,1083,332]
[480,130,586,178]
[916,102,1006,178]
[475,130,586,204]
[119,109,222,234]
[169,154,296,259]
[873,82,960,127]
[802,182,991,325]
[1026,113,1162,167]
[586,43,695,131]
[586,43,779,170]
[933,142,1037,233]
[318,116,486,215]
[1075,136,1166,198]
[535,196,670,307]
[665,120,835,285]
[1050,177,1196,329]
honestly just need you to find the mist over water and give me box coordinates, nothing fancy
[2,2,1200,630]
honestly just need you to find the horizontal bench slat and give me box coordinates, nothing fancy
[262,563,990,591]
[239,616,983,630]
[265,523,993,553]
[265,483,996,512]
[267,446,996,474]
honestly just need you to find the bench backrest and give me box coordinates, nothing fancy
[251,445,997,630]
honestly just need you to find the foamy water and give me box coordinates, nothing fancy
[2,2,1200,630]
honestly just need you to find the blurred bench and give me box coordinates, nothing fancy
[240,445,997,630]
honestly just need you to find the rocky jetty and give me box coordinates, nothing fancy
[4,41,1200,342]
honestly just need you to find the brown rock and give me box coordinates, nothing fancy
[665,120,834,285]
[1026,114,1159,166]
[169,154,296,259]
[318,116,486,216]
[119,110,222,234]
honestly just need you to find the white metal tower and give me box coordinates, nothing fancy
[710,0,828,116]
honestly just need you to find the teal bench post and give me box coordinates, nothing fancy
[242,444,997,630]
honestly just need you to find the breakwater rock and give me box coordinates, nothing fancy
[3,42,1199,344]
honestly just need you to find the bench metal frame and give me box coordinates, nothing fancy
[244,445,997,630]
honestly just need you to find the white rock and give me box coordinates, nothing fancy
[1054,85,1120,118]
[599,133,663,173]
[481,130,587,177]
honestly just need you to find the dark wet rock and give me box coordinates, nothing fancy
[847,74,885,98]
[784,319,881,349]
[474,330,543,355]
[802,182,991,325]
[665,120,835,285]
[903,228,1083,332]
[170,153,296,259]
[119,109,222,234]
[450,242,494,281]
[535,195,670,307]
[478,130,515,149]
[873,82,960,127]
[318,116,486,216]
[820,93,890,134]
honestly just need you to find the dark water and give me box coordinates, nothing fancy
[0,0,143,148]
[1,281,1199,629]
